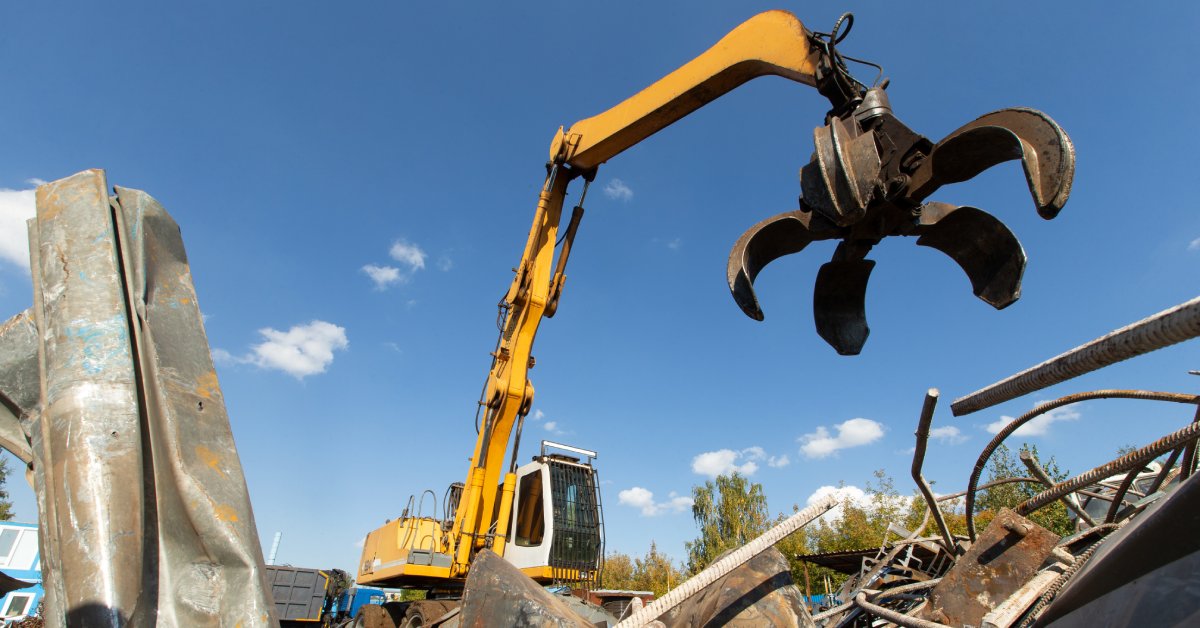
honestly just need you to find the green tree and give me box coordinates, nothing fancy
[795,471,913,591]
[0,458,13,521]
[684,473,769,574]
[977,444,1073,536]
[600,545,686,596]
[601,551,636,590]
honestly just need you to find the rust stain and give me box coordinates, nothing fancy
[195,371,220,400]
[195,445,228,478]
[214,504,239,522]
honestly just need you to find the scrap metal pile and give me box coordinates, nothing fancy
[800,297,1200,628]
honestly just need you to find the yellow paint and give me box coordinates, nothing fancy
[195,445,228,478]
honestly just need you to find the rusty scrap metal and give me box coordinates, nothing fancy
[0,310,37,465]
[951,295,1200,415]
[853,591,949,628]
[924,509,1060,626]
[962,389,1198,541]
[911,388,957,555]
[619,495,834,627]
[728,85,1075,355]
[659,549,813,627]
[1019,449,1097,528]
[14,170,276,626]
[1017,419,1200,517]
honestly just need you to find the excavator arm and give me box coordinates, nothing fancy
[448,10,843,576]
[359,8,1074,589]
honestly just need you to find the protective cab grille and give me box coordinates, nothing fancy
[548,460,603,586]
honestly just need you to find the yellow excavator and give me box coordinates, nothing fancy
[354,9,1074,627]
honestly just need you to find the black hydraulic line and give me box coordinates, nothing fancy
[963,389,1198,541]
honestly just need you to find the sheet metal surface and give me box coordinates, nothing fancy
[20,169,276,626]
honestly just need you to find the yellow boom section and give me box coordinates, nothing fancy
[361,9,830,587]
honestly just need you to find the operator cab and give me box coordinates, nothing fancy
[505,441,603,584]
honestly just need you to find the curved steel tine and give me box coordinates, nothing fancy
[916,202,1027,309]
[727,209,840,320]
[907,108,1075,219]
[814,257,875,355]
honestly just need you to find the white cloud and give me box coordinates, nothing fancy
[985,402,1081,437]
[805,485,912,524]
[603,178,633,202]
[362,264,403,290]
[362,239,428,290]
[806,485,869,524]
[533,409,545,421]
[0,181,39,270]
[666,238,682,251]
[618,486,692,517]
[1189,237,1200,251]
[929,425,967,445]
[693,449,758,477]
[799,418,885,459]
[437,256,454,272]
[691,446,789,477]
[389,239,427,271]
[542,420,565,435]
[247,320,348,378]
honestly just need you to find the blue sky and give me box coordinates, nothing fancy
[1,2,1198,577]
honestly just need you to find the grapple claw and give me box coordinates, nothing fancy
[814,257,874,355]
[727,209,840,320]
[908,108,1075,218]
[916,202,1027,309]
[728,86,1072,354]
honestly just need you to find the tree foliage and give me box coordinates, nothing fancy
[601,543,686,596]
[0,458,13,521]
[684,472,769,574]
[976,444,1073,536]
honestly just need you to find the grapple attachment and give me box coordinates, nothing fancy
[728,87,1074,354]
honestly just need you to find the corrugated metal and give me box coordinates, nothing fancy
[19,170,276,626]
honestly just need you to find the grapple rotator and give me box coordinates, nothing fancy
[728,83,1075,354]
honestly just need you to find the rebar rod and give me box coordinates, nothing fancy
[1104,465,1145,525]
[1180,403,1200,480]
[616,495,835,627]
[1017,420,1200,516]
[853,592,951,628]
[935,477,1040,502]
[1019,450,1097,527]
[951,296,1200,416]
[962,389,1197,540]
[1145,447,1182,495]
[911,389,956,554]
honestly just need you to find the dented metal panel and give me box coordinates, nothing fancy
[924,509,1059,625]
[21,170,276,626]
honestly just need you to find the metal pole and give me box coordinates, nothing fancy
[952,296,1200,416]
